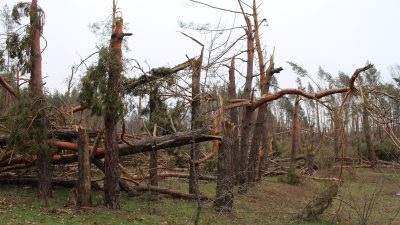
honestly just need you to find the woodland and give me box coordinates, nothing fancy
[0,0,400,224]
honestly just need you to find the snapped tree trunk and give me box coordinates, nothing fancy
[77,127,91,207]
[189,52,203,195]
[104,17,124,209]
[149,88,158,186]
[214,120,234,212]
[238,13,254,193]
[30,0,52,199]
[247,0,267,186]
[228,58,239,185]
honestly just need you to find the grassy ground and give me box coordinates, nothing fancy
[0,168,399,225]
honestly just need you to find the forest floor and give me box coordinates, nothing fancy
[0,167,399,225]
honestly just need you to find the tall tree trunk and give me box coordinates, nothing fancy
[247,0,266,185]
[363,101,377,166]
[149,87,158,186]
[189,53,203,195]
[291,95,300,164]
[77,127,91,207]
[238,15,254,193]
[30,0,52,200]
[228,58,239,184]
[104,17,123,209]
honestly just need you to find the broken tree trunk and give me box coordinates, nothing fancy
[247,0,267,186]
[237,9,254,193]
[103,15,124,209]
[189,49,203,195]
[149,88,158,186]
[92,158,138,197]
[0,127,221,169]
[77,127,91,207]
[297,182,340,220]
[227,58,240,185]
[0,75,17,98]
[122,172,216,181]
[214,94,234,212]
[0,128,100,148]
[0,174,209,201]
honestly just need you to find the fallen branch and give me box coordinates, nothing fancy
[121,172,216,181]
[0,127,221,167]
[378,160,400,168]
[275,154,305,163]
[0,75,17,98]
[132,185,211,200]
[226,64,373,110]
[0,128,100,147]
[263,170,287,176]
[302,175,340,182]
[0,175,210,200]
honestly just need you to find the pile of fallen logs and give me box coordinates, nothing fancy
[0,126,221,200]
[0,127,220,169]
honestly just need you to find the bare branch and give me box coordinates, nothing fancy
[189,0,252,16]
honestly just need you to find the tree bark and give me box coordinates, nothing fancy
[103,17,124,209]
[0,127,221,169]
[363,100,377,166]
[291,95,300,164]
[247,1,265,184]
[333,110,340,159]
[238,13,254,193]
[77,127,91,207]
[29,0,52,200]
[228,58,239,185]
[305,125,315,175]
[189,52,203,195]
[149,88,158,186]
[214,121,234,212]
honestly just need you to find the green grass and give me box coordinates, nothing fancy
[0,168,399,224]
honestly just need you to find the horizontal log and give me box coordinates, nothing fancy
[51,127,219,162]
[0,175,100,189]
[0,128,100,147]
[225,64,373,110]
[0,127,221,167]
[132,185,211,200]
[274,154,305,162]
[122,172,216,181]
[0,175,210,200]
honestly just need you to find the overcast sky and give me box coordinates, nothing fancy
[1,0,399,92]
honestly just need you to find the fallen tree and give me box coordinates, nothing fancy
[0,174,211,200]
[0,128,101,148]
[0,127,221,168]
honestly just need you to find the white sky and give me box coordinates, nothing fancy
[1,0,400,92]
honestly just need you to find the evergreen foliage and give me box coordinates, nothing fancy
[79,47,124,117]
[5,89,54,154]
